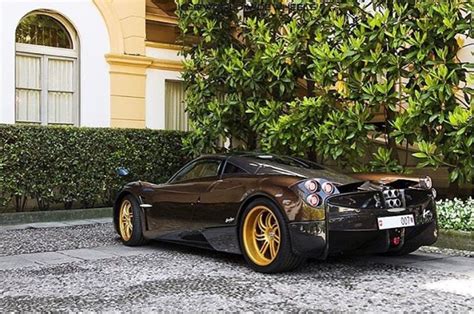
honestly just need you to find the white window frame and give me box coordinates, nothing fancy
[15,11,80,126]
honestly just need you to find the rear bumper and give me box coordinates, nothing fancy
[326,195,438,255]
[328,221,438,255]
[288,193,438,257]
[288,219,438,258]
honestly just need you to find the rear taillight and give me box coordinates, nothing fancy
[304,180,319,192]
[306,194,321,207]
[291,178,339,216]
[322,182,334,194]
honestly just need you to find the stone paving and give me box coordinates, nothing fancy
[0,222,472,311]
[0,219,116,257]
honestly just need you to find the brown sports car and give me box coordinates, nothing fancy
[114,152,438,273]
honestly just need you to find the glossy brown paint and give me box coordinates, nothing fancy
[140,174,306,239]
[141,178,217,238]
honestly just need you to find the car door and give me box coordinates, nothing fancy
[143,158,223,238]
[194,161,250,229]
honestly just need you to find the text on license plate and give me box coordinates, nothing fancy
[377,214,415,230]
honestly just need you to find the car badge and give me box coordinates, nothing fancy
[422,209,433,220]
[225,217,235,223]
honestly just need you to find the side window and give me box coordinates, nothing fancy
[223,162,247,175]
[172,160,221,183]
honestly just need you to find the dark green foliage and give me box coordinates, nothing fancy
[178,0,473,182]
[0,125,190,212]
[437,198,474,231]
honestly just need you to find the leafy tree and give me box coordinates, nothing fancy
[178,0,473,183]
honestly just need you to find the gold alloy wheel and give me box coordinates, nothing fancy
[242,205,281,266]
[119,199,133,241]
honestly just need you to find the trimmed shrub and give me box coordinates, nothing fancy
[436,198,474,231]
[0,125,190,212]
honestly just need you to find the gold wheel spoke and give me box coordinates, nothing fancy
[255,231,266,241]
[257,214,266,231]
[273,234,280,244]
[270,240,278,259]
[265,212,273,228]
[256,236,266,242]
[259,240,270,256]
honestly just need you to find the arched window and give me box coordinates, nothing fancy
[15,12,79,125]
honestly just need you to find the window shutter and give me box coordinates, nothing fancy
[15,55,41,123]
[47,58,75,124]
[165,80,187,131]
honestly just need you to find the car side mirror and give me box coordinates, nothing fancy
[116,167,130,177]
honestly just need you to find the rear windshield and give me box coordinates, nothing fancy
[247,154,324,170]
[229,153,357,184]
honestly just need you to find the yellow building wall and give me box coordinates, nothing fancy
[93,0,148,128]
[92,0,184,129]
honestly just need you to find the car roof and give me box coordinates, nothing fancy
[196,152,357,184]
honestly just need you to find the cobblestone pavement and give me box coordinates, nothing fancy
[0,221,117,257]
[0,223,472,312]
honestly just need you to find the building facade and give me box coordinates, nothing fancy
[0,0,186,130]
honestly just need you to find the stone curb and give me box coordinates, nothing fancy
[434,229,474,251]
[440,229,474,239]
[0,207,112,226]
[0,217,113,232]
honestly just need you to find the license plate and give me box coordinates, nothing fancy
[377,214,415,230]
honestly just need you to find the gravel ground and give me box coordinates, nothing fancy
[1,245,472,312]
[0,223,119,257]
[0,223,472,311]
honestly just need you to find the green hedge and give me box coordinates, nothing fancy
[436,198,474,232]
[0,125,190,212]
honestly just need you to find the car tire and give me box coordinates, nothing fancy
[240,198,305,273]
[117,195,147,246]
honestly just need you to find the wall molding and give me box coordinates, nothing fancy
[105,53,183,71]
[145,41,183,51]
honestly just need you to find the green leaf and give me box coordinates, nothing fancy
[413,152,428,159]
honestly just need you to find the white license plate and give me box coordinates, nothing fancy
[377,214,415,230]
